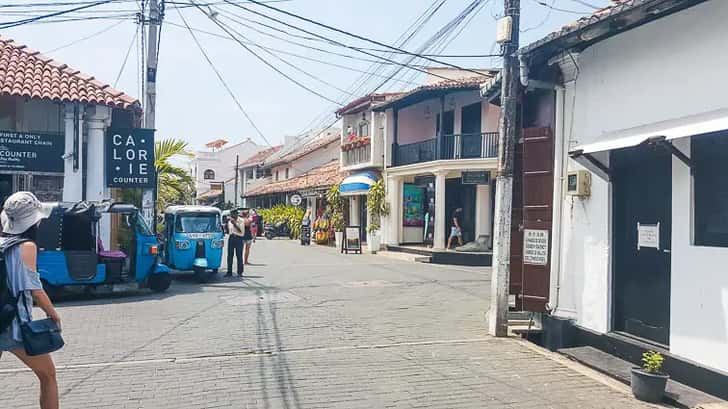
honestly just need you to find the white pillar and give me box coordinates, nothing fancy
[385,176,401,245]
[433,171,447,250]
[241,169,247,208]
[475,184,491,239]
[349,196,359,226]
[62,103,83,202]
[85,105,111,246]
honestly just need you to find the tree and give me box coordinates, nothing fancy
[155,138,195,211]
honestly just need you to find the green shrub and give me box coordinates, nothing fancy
[257,205,304,239]
[366,179,389,234]
[325,186,345,231]
[641,351,664,374]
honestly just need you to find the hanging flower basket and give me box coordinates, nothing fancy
[341,136,371,151]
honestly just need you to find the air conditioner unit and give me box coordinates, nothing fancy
[566,170,591,197]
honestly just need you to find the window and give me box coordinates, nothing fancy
[358,120,370,137]
[285,168,289,179]
[175,213,222,233]
[275,170,279,181]
[203,169,215,180]
[693,131,728,247]
[245,169,254,179]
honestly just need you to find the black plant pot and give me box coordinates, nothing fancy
[631,367,669,403]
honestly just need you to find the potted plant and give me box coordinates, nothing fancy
[366,180,389,253]
[326,185,345,248]
[631,350,669,403]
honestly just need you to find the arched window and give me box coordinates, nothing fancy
[203,169,215,180]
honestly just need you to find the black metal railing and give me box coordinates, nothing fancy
[394,132,498,166]
[343,145,371,166]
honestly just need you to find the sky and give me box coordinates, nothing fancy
[2,0,612,151]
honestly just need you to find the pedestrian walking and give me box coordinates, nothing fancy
[225,210,245,277]
[240,209,254,265]
[0,192,62,409]
[447,207,464,250]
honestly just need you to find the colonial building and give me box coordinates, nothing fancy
[519,0,728,399]
[191,138,262,205]
[0,35,141,244]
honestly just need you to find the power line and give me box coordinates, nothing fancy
[218,2,461,83]
[176,5,271,145]
[163,20,419,85]
[530,0,590,14]
[114,23,139,87]
[44,19,126,53]
[566,0,600,9]
[191,4,342,105]
[0,0,117,29]
[236,0,490,78]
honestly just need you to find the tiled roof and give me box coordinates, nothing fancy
[0,36,140,111]
[374,74,496,111]
[335,92,402,116]
[244,160,346,197]
[240,145,282,167]
[520,0,702,58]
[267,132,340,167]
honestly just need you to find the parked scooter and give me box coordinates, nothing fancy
[264,221,291,240]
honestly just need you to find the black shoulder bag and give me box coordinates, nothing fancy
[18,291,64,356]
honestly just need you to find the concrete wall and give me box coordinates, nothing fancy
[193,139,261,194]
[553,0,728,372]
[271,141,338,181]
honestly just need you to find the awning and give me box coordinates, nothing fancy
[570,109,728,156]
[339,171,379,196]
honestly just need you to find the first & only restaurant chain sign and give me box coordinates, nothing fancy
[0,130,64,173]
[105,128,156,188]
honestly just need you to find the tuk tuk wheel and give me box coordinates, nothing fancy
[265,232,273,240]
[149,273,172,292]
[194,267,209,283]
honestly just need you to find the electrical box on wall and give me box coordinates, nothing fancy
[566,170,591,197]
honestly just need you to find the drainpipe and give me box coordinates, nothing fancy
[546,84,567,314]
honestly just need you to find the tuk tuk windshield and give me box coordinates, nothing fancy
[175,213,221,234]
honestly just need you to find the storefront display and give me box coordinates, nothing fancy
[403,183,425,226]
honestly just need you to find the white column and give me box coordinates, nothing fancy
[385,176,401,245]
[475,184,491,239]
[349,196,359,226]
[85,105,111,246]
[62,103,83,202]
[241,169,247,208]
[433,171,447,250]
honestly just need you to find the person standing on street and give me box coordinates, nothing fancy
[226,210,245,277]
[240,209,254,265]
[0,192,62,409]
[447,207,464,250]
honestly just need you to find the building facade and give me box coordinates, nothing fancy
[191,138,262,205]
[520,0,728,396]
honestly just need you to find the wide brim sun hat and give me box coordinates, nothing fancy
[1,191,53,235]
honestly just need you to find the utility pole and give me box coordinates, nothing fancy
[143,0,163,231]
[234,154,239,208]
[489,0,520,337]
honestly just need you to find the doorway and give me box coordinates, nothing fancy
[461,102,483,158]
[445,178,476,245]
[358,196,367,243]
[611,144,672,345]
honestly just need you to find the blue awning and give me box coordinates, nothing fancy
[339,171,379,196]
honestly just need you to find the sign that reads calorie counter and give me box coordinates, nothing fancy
[105,128,156,188]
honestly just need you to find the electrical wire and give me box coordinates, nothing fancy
[0,0,117,29]
[114,23,139,87]
[530,0,591,14]
[566,0,601,9]
[44,19,126,53]
[175,5,271,145]
[218,3,462,83]
[234,0,490,78]
[522,0,554,32]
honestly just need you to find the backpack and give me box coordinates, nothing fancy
[0,237,31,334]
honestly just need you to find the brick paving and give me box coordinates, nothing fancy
[1,240,657,408]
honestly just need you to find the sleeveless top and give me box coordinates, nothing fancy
[0,239,42,344]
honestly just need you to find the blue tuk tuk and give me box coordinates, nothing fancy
[36,201,172,299]
[162,206,224,282]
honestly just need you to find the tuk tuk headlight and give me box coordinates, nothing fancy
[175,240,191,250]
[211,239,224,249]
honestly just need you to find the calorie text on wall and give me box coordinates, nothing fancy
[105,128,156,188]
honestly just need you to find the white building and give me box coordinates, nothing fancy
[191,138,261,205]
[0,36,141,246]
[520,0,728,396]
[374,69,500,265]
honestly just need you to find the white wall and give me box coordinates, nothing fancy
[554,0,728,371]
[193,139,261,194]
[272,141,339,180]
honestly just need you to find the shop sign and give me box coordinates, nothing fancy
[105,128,156,188]
[523,229,549,265]
[290,194,303,206]
[637,222,660,250]
[342,226,362,254]
[0,130,64,173]
[462,171,490,185]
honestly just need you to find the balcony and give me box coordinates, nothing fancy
[393,132,498,167]
[342,144,372,167]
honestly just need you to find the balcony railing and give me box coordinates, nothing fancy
[394,132,498,167]
[343,144,371,167]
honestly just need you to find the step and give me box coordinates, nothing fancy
[559,346,726,408]
[414,256,432,263]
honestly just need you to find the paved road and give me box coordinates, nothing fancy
[2,240,657,408]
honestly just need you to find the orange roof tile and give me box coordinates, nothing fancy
[240,145,282,167]
[244,160,346,197]
[267,132,340,167]
[0,36,140,111]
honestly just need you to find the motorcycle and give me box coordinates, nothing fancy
[264,221,291,240]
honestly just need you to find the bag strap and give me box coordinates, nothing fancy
[1,237,34,323]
